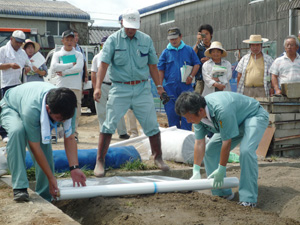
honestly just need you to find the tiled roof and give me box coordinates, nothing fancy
[0,0,90,20]
[89,26,119,45]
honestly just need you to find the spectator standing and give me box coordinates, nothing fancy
[49,30,83,142]
[236,35,273,97]
[158,27,200,131]
[193,24,213,94]
[271,35,300,95]
[23,39,47,82]
[202,41,232,96]
[93,9,169,177]
[73,30,88,83]
[0,30,31,143]
[91,36,129,139]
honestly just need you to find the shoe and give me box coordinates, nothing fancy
[51,136,57,144]
[13,188,29,202]
[238,201,257,208]
[220,192,235,201]
[2,137,9,143]
[119,134,130,139]
[75,136,79,143]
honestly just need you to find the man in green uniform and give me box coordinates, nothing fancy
[175,91,269,207]
[93,9,169,177]
[0,82,86,202]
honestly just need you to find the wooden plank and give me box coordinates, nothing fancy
[274,134,300,142]
[256,127,276,157]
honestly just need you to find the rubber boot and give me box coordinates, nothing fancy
[94,133,112,177]
[149,132,170,171]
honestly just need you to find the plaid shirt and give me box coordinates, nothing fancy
[236,52,274,97]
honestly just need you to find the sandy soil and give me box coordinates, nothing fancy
[1,112,300,225]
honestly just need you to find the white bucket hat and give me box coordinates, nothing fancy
[204,41,227,58]
[243,35,269,44]
[122,8,140,29]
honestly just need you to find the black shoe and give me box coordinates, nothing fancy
[119,134,130,139]
[51,136,57,144]
[13,188,29,202]
[75,136,79,143]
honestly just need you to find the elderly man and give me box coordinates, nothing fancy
[158,27,200,131]
[236,35,274,98]
[0,30,31,143]
[175,91,269,207]
[271,35,300,95]
[93,9,169,177]
[0,82,86,202]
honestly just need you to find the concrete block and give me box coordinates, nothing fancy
[274,129,300,138]
[273,138,300,148]
[269,113,300,122]
[271,121,300,129]
[282,149,300,157]
[281,83,300,98]
[262,104,300,114]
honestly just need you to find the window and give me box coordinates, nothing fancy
[46,21,70,36]
[160,9,175,24]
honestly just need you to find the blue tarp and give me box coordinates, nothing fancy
[25,146,141,173]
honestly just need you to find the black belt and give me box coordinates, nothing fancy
[103,82,112,85]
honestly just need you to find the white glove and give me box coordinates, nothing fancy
[190,164,201,180]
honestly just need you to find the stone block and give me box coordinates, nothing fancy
[281,83,300,98]
[269,113,300,122]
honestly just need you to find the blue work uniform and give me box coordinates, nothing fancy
[158,41,200,130]
[194,92,269,203]
[194,44,206,81]
[100,28,159,137]
[0,82,76,201]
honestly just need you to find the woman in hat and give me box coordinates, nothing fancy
[23,39,47,82]
[236,35,273,98]
[202,41,232,96]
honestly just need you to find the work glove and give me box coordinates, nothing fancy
[207,164,226,188]
[190,164,201,180]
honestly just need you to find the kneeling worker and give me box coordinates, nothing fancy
[175,91,269,207]
[0,82,86,202]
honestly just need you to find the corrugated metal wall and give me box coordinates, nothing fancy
[140,0,299,63]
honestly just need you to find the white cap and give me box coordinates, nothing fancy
[12,30,26,43]
[122,9,140,29]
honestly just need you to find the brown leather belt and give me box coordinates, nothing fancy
[116,80,147,85]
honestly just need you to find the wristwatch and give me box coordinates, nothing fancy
[156,85,163,88]
[189,75,193,79]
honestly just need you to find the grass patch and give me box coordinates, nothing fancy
[120,159,157,171]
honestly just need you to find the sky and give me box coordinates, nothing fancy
[57,0,165,27]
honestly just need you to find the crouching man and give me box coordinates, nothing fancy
[0,82,86,202]
[175,91,268,207]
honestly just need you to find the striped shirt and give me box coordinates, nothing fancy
[236,52,273,97]
[269,52,300,86]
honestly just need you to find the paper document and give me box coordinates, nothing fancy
[30,52,45,68]
[83,80,92,90]
[180,65,195,83]
[211,65,227,78]
[59,54,79,77]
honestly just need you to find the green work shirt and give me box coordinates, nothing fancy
[1,82,75,143]
[194,92,261,141]
[100,28,159,82]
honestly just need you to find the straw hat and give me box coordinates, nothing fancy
[243,35,269,44]
[22,39,40,53]
[204,41,227,58]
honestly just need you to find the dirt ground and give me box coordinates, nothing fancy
[1,111,300,225]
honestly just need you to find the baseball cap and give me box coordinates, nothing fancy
[62,30,75,38]
[167,27,181,40]
[12,30,26,43]
[101,36,109,44]
[122,9,140,29]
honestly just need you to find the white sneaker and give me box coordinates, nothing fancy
[2,137,9,143]
[238,201,257,208]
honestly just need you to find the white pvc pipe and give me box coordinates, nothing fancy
[110,126,177,147]
[57,177,239,200]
